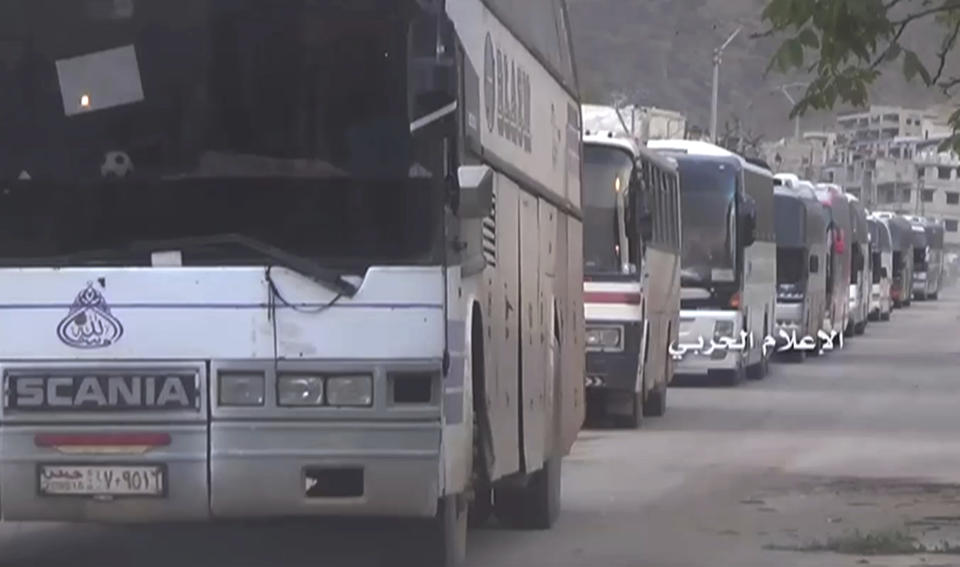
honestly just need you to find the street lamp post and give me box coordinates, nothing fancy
[777,82,808,139]
[710,26,743,144]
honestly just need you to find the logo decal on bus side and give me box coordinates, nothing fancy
[56,283,124,349]
[483,31,532,152]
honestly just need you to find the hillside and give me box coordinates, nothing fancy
[567,0,956,139]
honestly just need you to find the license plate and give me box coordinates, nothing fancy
[38,465,166,497]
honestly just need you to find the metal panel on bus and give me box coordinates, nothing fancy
[519,192,545,471]
[561,217,585,454]
[489,174,521,480]
[446,0,577,204]
[538,200,558,455]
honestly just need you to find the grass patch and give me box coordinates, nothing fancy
[766,530,924,555]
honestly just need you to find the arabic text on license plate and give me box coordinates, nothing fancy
[39,465,165,497]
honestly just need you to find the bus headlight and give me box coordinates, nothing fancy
[326,375,374,407]
[277,375,325,407]
[713,320,735,341]
[219,373,265,407]
[585,327,622,350]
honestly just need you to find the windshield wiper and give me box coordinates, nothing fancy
[5,234,359,298]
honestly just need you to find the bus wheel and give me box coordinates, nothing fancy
[785,349,806,363]
[880,310,891,321]
[930,292,939,300]
[493,456,562,530]
[423,493,468,567]
[644,386,667,417]
[612,391,644,429]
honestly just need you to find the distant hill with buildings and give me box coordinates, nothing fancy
[567,0,958,140]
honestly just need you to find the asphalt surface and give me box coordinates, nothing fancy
[2,285,960,567]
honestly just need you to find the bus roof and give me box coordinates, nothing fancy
[583,134,637,157]
[646,139,771,178]
[584,134,678,172]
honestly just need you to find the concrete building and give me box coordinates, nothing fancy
[762,131,838,180]
[913,140,960,246]
[835,105,928,154]
[581,104,687,142]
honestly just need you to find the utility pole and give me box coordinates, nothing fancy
[710,26,743,144]
[775,82,808,139]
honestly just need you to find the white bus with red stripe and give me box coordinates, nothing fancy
[582,132,681,427]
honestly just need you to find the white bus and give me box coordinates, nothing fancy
[846,194,870,336]
[582,131,681,427]
[0,1,585,564]
[648,141,776,385]
[904,216,945,300]
[867,216,894,321]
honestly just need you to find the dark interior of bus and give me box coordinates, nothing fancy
[776,248,805,287]
[0,0,449,269]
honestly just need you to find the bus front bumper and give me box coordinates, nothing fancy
[673,311,744,377]
[0,421,441,522]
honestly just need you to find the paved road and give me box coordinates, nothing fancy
[2,286,960,567]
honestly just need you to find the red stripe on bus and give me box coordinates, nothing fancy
[34,433,172,448]
[584,291,642,305]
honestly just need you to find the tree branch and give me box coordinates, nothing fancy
[931,15,960,84]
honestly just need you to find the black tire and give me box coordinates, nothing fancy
[468,486,493,528]
[613,392,644,429]
[854,321,866,336]
[644,386,667,417]
[494,457,562,530]
[421,494,468,567]
[720,365,746,386]
[784,349,806,363]
[880,311,891,321]
[746,360,764,380]
[930,292,939,301]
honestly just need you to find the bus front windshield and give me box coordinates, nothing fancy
[582,145,632,275]
[677,159,738,286]
[0,0,442,270]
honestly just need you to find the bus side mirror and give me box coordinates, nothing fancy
[809,255,819,274]
[739,195,757,247]
[456,165,494,219]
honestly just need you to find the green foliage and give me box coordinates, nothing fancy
[761,0,960,152]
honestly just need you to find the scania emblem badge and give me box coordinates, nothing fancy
[56,282,124,349]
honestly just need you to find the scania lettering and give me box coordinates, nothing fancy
[0,1,585,565]
[582,129,681,427]
[9,374,197,411]
[649,141,776,386]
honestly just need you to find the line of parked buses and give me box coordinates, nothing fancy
[582,118,945,427]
